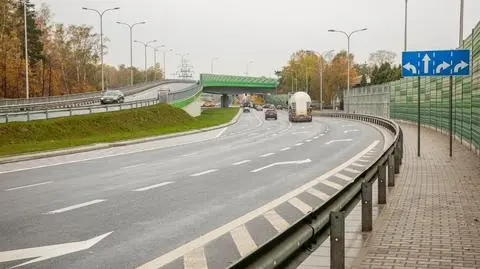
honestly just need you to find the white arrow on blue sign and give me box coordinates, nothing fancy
[402,49,470,77]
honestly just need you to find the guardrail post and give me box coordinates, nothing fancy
[45,109,49,119]
[388,154,395,187]
[27,110,30,121]
[378,164,387,204]
[119,104,122,110]
[69,107,72,116]
[89,107,92,114]
[5,114,8,123]
[361,182,373,232]
[330,211,345,269]
[394,149,400,174]
[106,106,109,112]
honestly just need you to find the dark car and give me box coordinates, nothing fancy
[243,107,251,113]
[265,108,277,120]
[100,90,124,104]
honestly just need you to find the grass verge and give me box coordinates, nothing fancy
[0,105,238,157]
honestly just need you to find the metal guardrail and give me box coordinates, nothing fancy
[0,79,196,113]
[228,112,403,269]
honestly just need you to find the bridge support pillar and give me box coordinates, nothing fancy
[221,94,229,108]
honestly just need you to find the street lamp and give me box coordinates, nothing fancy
[404,0,408,51]
[24,1,29,99]
[134,40,157,82]
[116,21,146,86]
[150,45,165,80]
[211,57,219,73]
[82,6,120,91]
[328,28,367,104]
[246,61,254,76]
[163,48,173,79]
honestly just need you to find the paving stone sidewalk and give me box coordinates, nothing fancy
[350,123,480,269]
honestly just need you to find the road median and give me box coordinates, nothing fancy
[0,105,240,163]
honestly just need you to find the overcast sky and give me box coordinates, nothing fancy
[32,0,480,79]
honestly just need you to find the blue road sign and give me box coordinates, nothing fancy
[402,49,470,77]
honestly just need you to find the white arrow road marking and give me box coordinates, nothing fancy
[251,159,311,173]
[44,199,106,215]
[325,139,353,145]
[435,61,450,73]
[5,181,53,191]
[136,141,379,269]
[0,232,113,268]
[263,210,290,233]
[403,62,417,74]
[190,169,218,177]
[454,60,469,73]
[422,54,431,74]
[133,181,174,192]
[344,129,359,134]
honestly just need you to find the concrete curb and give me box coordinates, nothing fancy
[0,108,241,165]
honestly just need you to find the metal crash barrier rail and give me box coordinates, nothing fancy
[228,113,403,269]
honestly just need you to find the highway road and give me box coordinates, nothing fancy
[1,82,194,123]
[0,109,392,269]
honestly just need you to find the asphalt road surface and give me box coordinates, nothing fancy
[1,82,194,123]
[0,109,392,269]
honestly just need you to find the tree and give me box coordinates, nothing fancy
[368,50,397,66]
[370,62,401,85]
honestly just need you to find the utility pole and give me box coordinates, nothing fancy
[24,0,29,99]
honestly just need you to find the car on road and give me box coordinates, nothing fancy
[243,107,251,113]
[100,90,125,104]
[255,105,263,111]
[263,104,270,109]
[276,104,283,110]
[265,108,277,120]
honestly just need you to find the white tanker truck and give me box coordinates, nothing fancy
[287,91,312,122]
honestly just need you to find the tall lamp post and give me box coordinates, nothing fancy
[134,40,157,82]
[116,21,146,86]
[163,48,173,79]
[404,0,408,51]
[328,28,367,110]
[150,45,165,80]
[82,6,120,91]
[24,1,29,99]
[211,57,219,73]
[246,61,254,76]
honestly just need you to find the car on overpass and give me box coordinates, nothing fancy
[100,90,125,104]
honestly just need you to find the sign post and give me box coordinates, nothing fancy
[402,49,470,157]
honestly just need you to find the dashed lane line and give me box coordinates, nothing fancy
[133,181,174,192]
[260,153,275,158]
[295,143,304,146]
[5,181,53,191]
[232,160,251,166]
[190,169,218,177]
[44,199,106,215]
[280,147,291,151]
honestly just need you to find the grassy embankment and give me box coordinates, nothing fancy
[0,105,238,157]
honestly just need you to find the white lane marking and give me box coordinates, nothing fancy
[344,129,360,134]
[251,159,311,173]
[325,139,353,145]
[357,158,370,163]
[305,139,312,143]
[0,232,113,268]
[319,134,325,136]
[183,247,208,269]
[133,181,174,192]
[215,127,228,138]
[342,124,356,127]
[321,180,344,190]
[280,147,291,151]
[232,160,251,166]
[288,197,312,214]
[136,141,379,269]
[313,136,319,139]
[253,112,263,128]
[295,143,304,146]
[260,153,275,158]
[230,225,257,257]
[44,199,106,215]
[122,164,144,170]
[190,169,218,177]
[306,188,330,201]
[351,162,365,167]
[334,173,353,181]
[272,133,278,136]
[5,181,53,191]
[182,152,198,157]
[344,167,361,173]
[292,131,309,135]
[263,210,290,233]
